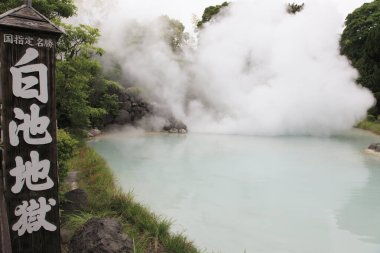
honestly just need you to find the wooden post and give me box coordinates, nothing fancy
[25,0,32,8]
[0,4,63,253]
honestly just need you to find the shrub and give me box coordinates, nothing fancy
[57,129,79,184]
[367,115,376,122]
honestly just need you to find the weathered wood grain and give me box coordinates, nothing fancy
[0,5,62,253]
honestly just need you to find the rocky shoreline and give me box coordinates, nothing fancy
[96,88,189,135]
[367,143,380,155]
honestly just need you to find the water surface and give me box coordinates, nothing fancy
[89,130,380,253]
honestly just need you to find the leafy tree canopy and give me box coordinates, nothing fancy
[159,16,189,52]
[341,0,380,61]
[56,23,122,129]
[57,23,104,59]
[196,2,304,29]
[197,2,230,28]
[341,0,380,115]
[287,3,304,14]
[0,0,76,20]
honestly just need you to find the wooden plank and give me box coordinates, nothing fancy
[11,8,45,22]
[0,26,61,253]
[0,17,61,34]
[1,150,12,253]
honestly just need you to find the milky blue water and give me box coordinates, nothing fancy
[89,129,380,253]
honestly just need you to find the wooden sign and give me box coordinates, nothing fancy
[0,4,63,253]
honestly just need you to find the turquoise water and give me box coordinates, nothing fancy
[89,130,380,253]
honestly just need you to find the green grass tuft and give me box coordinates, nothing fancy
[356,120,380,135]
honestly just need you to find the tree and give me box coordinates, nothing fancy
[341,0,380,115]
[56,24,121,129]
[287,3,304,14]
[341,0,380,62]
[159,16,189,52]
[0,0,76,20]
[196,2,304,29]
[197,2,230,28]
[57,23,104,60]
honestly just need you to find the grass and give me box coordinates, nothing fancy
[61,146,201,253]
[356,120,380,135]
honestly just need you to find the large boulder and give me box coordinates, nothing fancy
[163,117,188,134]
[69,218,133,253]
[61,189,88,214]
[368,143,380,152]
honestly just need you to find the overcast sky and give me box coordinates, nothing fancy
[72,0,372,32]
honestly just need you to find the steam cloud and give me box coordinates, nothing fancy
[72,0,374,135]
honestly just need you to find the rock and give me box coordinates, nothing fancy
[123,101,132,111]
[115,110,131,124]
[169,128,179,133]
[69,218,133,253]
[61,228,74,245]
[65,171,79,191]
[163,117,188,134]
[179,128,188,134]
[368,143,380,152]
[61,189,88,214]
[88,128,101,137]
[111,93,151,126]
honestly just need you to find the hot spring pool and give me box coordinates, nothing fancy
[89,129,380,253]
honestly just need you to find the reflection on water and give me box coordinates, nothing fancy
[89,130,380,253]
[336,155,380,244]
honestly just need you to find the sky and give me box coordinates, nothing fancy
[72,0,371,32]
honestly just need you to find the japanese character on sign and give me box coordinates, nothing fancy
[44,39,54,48]
[4,34,13,44]
[12,197,57,236]
[10,151,53,194]
[14,35,24,45]
[24,36,34,46]
[36,38,44,47]
[9,104,52,146]
[10,48,48,103]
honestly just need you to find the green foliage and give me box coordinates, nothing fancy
[287,3,305,14]
[197,1,230,28]
[57,57,98,129]
[159,16,189,52]
[57,129,78,184]
[56,23,123,129]
[0,0,76,20]
[122,16,189,53]
[357,119,380,135]
[57,23,104,60]
[341,0,380,115]
[125,87,143,97]
[341,0,380,61]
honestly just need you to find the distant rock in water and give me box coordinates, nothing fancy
[163,117,188,134]
[70,218,133,253]
[368,143,380,152]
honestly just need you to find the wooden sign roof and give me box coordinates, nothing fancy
[0,4,63,34]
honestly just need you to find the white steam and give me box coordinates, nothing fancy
[73,0,374,135]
